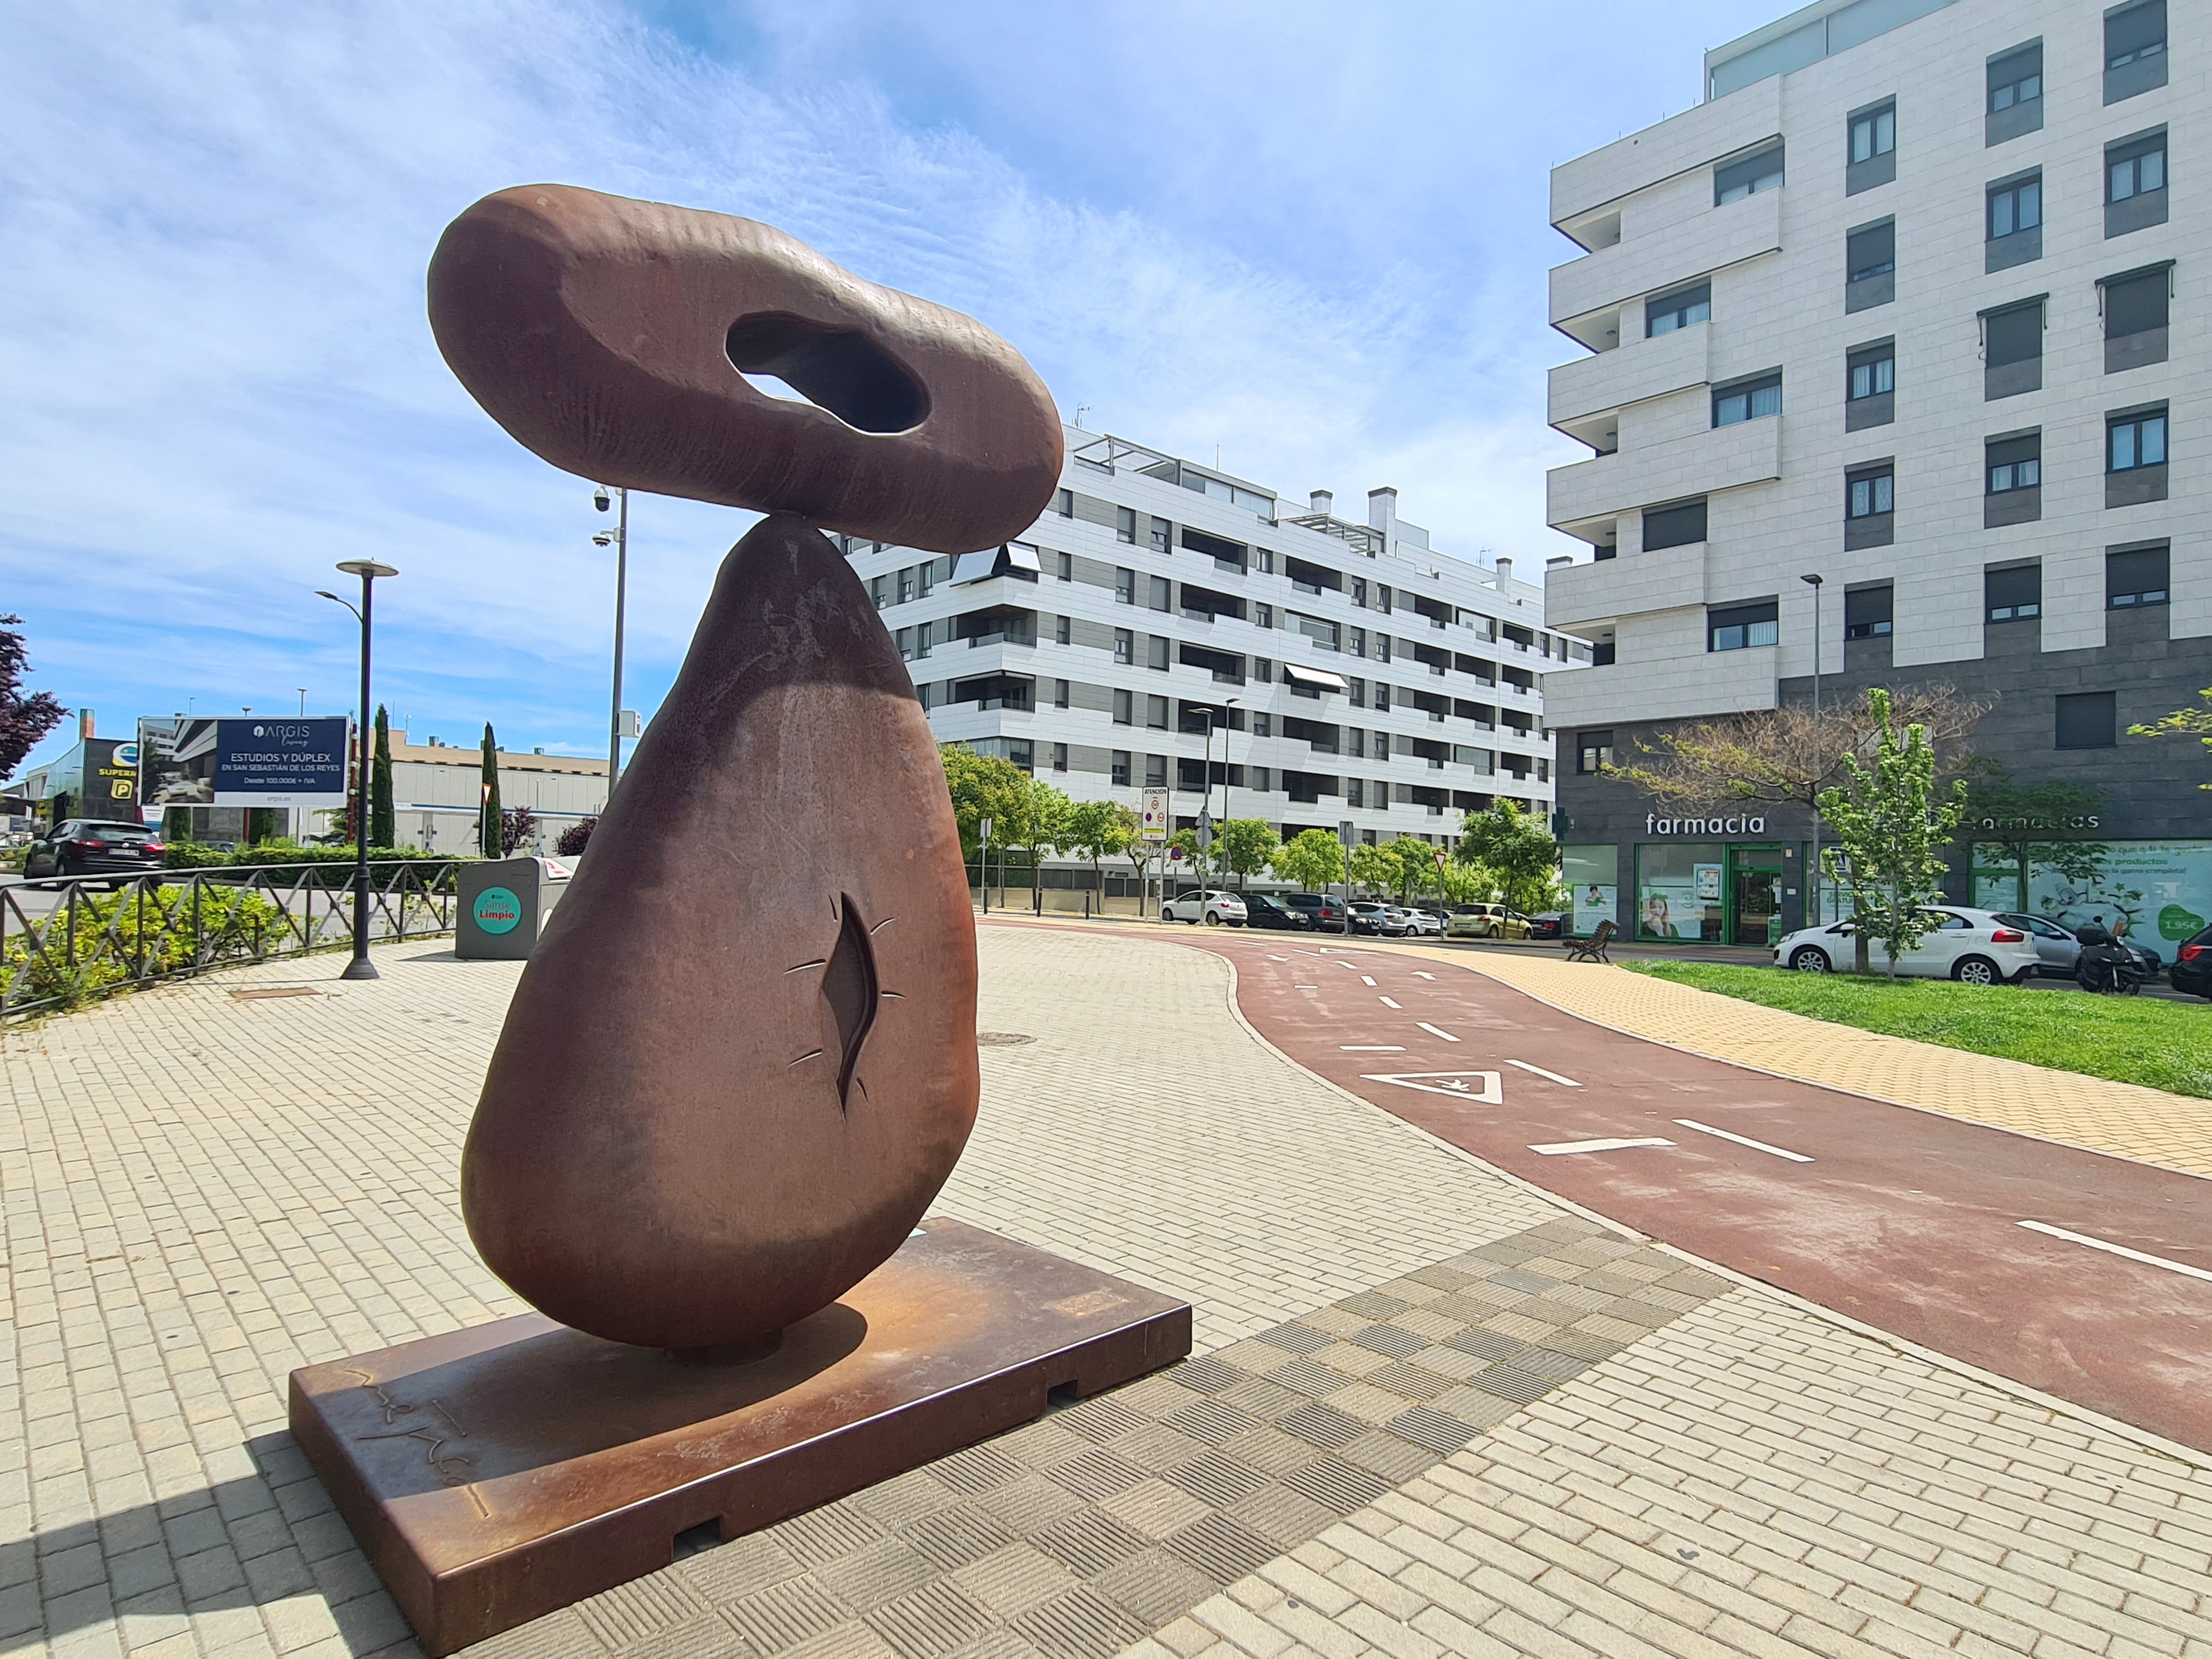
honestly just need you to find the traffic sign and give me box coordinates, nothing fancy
[1139,787,1170,840]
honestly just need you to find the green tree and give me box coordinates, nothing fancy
[1437,861,1496,906]
[479,724,503,859]
[1269,827,1345,892]
[1383,836,1444,904]
[370,704,396,850]
[1816,687,1969,977]
[2129,685,2212,789]
[1455,802,1559,912]
[1165,827,1205,894]
[939,742,1030,894]
[1346,841,1393,896]
[1215,819,1279,888]
[1062,799,1139,899]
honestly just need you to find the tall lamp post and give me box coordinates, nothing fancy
[1800,573,1825,927]
[1216,696,1241,887]
[594,486,630,809]
[317,559,398,981]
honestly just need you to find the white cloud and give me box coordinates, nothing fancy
[2,0,1779,770]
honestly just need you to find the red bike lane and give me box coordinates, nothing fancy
[993,921,2212,1454]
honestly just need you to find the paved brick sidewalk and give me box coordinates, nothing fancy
[5,928,2210,1659]
[1369,940,2212,1181]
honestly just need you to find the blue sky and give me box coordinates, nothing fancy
[5,0,1781,775]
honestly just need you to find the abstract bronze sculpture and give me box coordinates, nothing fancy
[435,183,1064,1351]
[290,185,1190,1654]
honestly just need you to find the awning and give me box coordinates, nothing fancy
[949,549,998,584]
[1003,540,1043,574]
[1282,663,1348,692]
[951,541,1045,584]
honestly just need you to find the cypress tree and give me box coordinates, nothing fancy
[479,723,502,859]
[370,705,396,850]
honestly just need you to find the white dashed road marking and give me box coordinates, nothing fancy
[1359,975,1377,986]
[2018,1220,2212,1284]
[1415,1022,1460,1043]
[1505,1059,1582,1087]
[1531,1137,1675,1155]
[1674,1118,1815,1163]
[1340,1045,1407,1052]
[1378,996,1403,1009]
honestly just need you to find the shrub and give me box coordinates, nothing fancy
[555,819,595,857]
[1,883,285,1010]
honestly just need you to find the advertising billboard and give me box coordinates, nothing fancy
[139,716,350,809]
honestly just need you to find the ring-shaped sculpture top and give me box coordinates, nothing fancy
[428,185,1063,554]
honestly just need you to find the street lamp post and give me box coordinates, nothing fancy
[317,560,398,981]
[1801,573,1825,927]
[1217,696,1241,888]
[594,486,630,810]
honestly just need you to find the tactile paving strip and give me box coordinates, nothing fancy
[492,1216,1732,1659]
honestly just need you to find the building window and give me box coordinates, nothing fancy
[1375,734,1390,763]
[2055,692,2115,751]
[1591,641,1616,665]
[1986,172,2042,272]
[1375,684,1390,713]
[1147,636,1169,672]
[1985,563,2041,624]
[1641,497,1707,551]
[1115,505,1136,544]
[1345,779,1365,809]
[1714,143,1784,205]
[1112,690,1133,725]
[1111,751,1131,786]
[1049,614,1066,646]
[1055,550,1072,582]
[1988,42,2041,114]
[1985,431,2041,527]
[1985,433,2039,494]
[1147,694,1169,729]
[917,682,932,711]
[1712,370,1781,427]
[1645,282,1710,337]
[1054,488,1073,518]
[1845,219,1895,311]
[1707,601,1779,653]
[1845,465,1895,549]
[868,574,888,610]
[1844,585,1894,640]
[1149,517,1170,552]
[2109,407,2167,473]
[2105,0,2166,101]
[1255,602,1272,629]
[1848,100,1896,169]
[1054,678,1069,709]
[1139,754,1162,788]
[1147,574,1171,613]
[1114,567,1135,604]
[916,620,933,658]
[1983,297,2044,399]
[1347,626,1366,658]
[1251,713,1271,738]
[1255,549,1273,573]
[1113,629,1133,664]
[898,566,916,603]
[1051,742,1068,773]
[1374,635,1392,664]
[1255,656,1273,684]
[918,561,936,598]
[2102,263,2172,374]
[2107,544,2170,608]
[1576,730,1613,774]
[1844,340,1894,431]
[2109,130,2167,204]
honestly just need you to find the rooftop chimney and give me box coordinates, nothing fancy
[1310,489,1333,515]
[1495,557,1514,591]
[1367,487,1398,534]
[78,708,94,740]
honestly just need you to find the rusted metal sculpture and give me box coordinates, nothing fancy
[291,188,1188,1656]
[429,184,1063,1351]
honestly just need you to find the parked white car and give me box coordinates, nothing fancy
[1161,889,1248,927]
[1772,907,2040,984]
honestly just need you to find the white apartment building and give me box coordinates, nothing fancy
[845,430,1566,865]
[1540,0,2207,951]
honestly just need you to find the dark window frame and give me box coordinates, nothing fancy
[1845,465,1894,518]
[2107,405,2168,472]
[1987,171,2042,241]
[1988,42,2042,112]
[2107,129,2168,202]
[1847,341,1895,401]
[2105,0,2165,71]
[1985,562,2042,624]
[1847,218,1895,281]
[1641,496,1708,551]
[1645,283,1711,338]
[1849,100,1896,165]
[1843,585,1894,640]
[1985,431,2042,495]
[2106,543,2170,608]
[2055,691,2116,751]
[1707,600,1780,654]
[1712,370,1783,427]
[1576,731,1614,774]
[1714,143,1785,206]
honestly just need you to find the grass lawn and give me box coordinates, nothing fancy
[1622,961,2212,1099]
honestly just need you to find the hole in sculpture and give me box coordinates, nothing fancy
[821,893,879,1111]
[674,1521,723,1560]
[726,312,930,434]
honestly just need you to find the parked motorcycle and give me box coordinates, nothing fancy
[2075,940,2142,995]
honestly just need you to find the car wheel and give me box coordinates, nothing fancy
[1788,946,1832,973]
[1203,912,1222,926]
[1951,956,2000,986]
[1160,909,1174,922]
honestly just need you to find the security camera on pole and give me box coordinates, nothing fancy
[594,485,632,810]
[315,560,399,981]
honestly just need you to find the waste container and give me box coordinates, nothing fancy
[457,856,574,960]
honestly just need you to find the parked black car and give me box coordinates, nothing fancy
[2171,924,2212,1000]
[1279,893,1347,931]
[1522,911,1566,940]
[1242,894,1315,932]
[24,820,167,882]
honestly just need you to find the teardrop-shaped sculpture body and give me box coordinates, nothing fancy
[461,514,979,1350]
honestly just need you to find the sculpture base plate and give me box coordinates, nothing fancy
[288,1218,1192,1656]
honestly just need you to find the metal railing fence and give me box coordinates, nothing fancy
[1,859,461,1022]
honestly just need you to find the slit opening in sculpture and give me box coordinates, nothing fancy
[726,312,930,435]
[821,892,881,1111]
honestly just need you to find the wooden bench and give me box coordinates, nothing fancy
[1564,919,1615,963]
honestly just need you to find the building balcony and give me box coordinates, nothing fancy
[1539,643,1776,728]
[1549,320,1711,428]
[1547,414,1779,531]
[1549,187,1779,330]
[1544,537,1706,631]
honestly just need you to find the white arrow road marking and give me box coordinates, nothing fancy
[1361,1071,1503,1103]
[1505,1059,1582,1088]
[1415,1022,1460,1042]
[1379,996,1403,1009]
[1674,1119,1814,1162]
[2018,1221,2212,1284]
[1532,1137,1675,1155]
